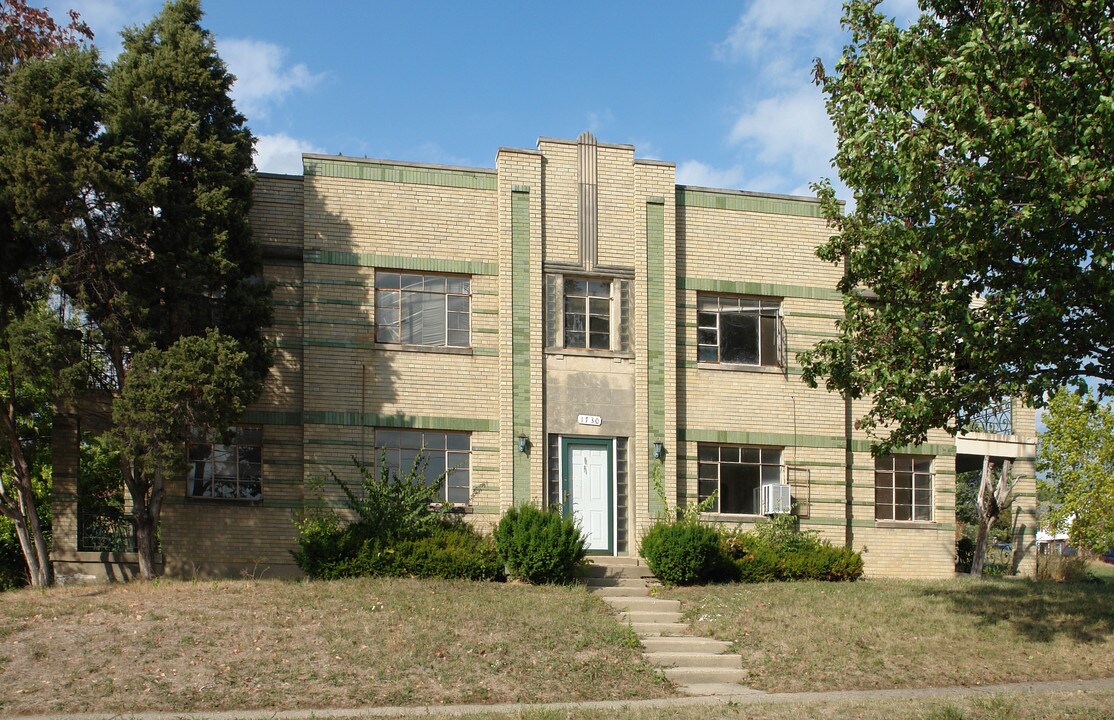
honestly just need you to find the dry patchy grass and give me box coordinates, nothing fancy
[662,577,1114,693]
[0,577,671,715]
[446,690,1114,720]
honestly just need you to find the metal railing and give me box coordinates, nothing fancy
[966,398,1013,435]
[78,510,136,553]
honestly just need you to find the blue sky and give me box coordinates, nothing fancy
[60,0,917,199]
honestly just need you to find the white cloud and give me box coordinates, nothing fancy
[253,133,323,175]
[729,86,836,185]
[411,142,477,168]
[586,109,615,134]
[218,38,323,119]
[715,0,842,63]
[676,161,745,189]
[66,0,159,57]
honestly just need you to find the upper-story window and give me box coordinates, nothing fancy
[564,278,611,350]
[545,274,631,353]
[697,294,781,367]
[375,271,470,347]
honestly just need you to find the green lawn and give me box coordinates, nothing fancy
[661,576,1114,693]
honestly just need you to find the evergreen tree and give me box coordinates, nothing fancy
[2,0,268,582]
[61,0,271,579]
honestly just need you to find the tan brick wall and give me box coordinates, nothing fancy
[83,142,1040,581]
[157,174,307,579]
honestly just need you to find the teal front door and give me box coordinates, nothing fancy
[564,438,612,553]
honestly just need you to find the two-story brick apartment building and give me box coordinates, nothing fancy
[51,132,1039,581]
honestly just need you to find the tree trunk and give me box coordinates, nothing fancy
[126,462,163,581]
[969,455,1013,577]
[970,510,993,576]
[1,398,52,587]
[134,511,158,580]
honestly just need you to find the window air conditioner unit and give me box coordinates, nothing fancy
[759,483,792,515]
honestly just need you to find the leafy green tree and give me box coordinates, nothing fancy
[1038,389,1114,554]
[0,3,93,588]
[802,0,1114,451]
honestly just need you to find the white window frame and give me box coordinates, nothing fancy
[374,270,471,348]
[696,294,783,367]
[697,444,784,515]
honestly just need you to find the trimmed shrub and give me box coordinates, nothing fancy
[721,517,864,583]
[493,505,586,584]
[724,531,781,583]
[396,523,504,581]
[640,521,725,586]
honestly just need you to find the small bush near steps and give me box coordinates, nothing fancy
[639,521,725,585]
[493,504,587,584]
[639,509,864,586]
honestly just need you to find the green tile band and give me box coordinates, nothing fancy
[304,157,497,191]
[677,187,825,218]
[678,277,842,302]
[512,189,532,504]
[304,249,498,276]
[303,412,498,432]
[678,428,956,457]
[646,200,666,515]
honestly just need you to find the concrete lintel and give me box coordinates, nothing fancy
[955,432,1037,460]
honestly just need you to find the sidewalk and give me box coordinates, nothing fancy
[11,677,1114,720]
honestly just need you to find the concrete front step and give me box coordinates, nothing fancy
[580,564,654,579]
[676,683,762,697]
[644,652,742,669]
[619,610,683,624]
[601,596,680,612]
[589,585,650,598]
[663,666,748,685]
[629,622,689,636]
[584,576,652,588]
[640,636,732,654]
[587,556,646,566]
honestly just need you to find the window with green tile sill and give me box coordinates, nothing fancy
[375,270,471,348]
[374,428,471,505]
[697,294,782,367]
[875,454,933,521]
[545,274,632,353]
[187,426,262,501]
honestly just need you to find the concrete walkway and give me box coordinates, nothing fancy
[583,556,750,695]
[11,678,1114,720]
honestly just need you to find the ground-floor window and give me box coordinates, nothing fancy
[374,429,470,504]
[697,444,782,514]
[874,455,933,521]
[187,426,262,500]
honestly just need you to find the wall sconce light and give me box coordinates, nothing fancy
[652,441,664,460]
[518,433,529,454]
